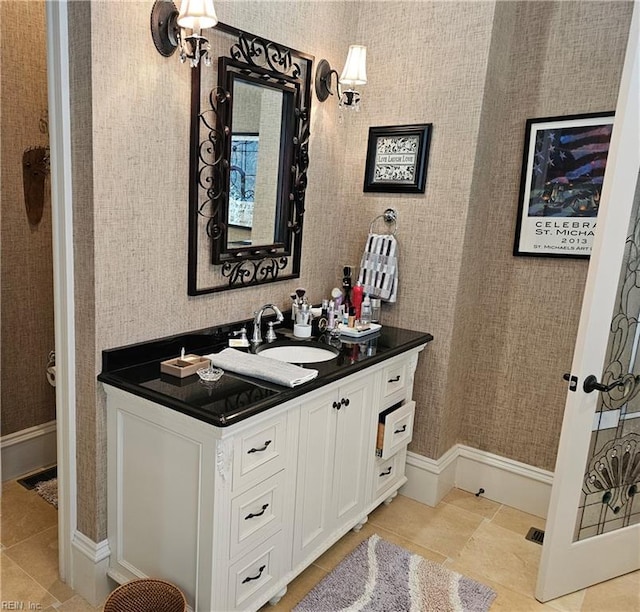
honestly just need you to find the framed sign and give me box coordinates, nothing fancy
[513,112,614,258]
[363,124,432,193]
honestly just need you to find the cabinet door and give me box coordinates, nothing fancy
[332,376,372,527]
[293,389,336,567]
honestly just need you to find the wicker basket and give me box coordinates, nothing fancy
[103,578,187,612]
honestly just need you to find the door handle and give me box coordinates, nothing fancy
[583,374,632,394]
[563,372,578,392]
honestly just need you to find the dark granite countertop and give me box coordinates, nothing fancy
[98,318,433,427]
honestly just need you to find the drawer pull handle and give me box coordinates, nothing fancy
[380,467,392,477]
[242,564,266,584]
[394,425,407,434]
[248,440,272,454]
[341,397,350,406]
[333,401,341,410]
[388,375,401,383]
[245,503,269,520]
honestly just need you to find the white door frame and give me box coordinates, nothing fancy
[536,2,640,602]
[46,0,77,585]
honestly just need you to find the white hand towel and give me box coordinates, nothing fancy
[358,233,399,302]
[206,348,318,388]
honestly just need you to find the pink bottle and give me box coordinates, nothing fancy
[351,282,364,321]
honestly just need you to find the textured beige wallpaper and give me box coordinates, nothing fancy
[340,0,631,466]
[454,0,632,470]
[0,0,55,437]
[343,0,498,459]
[68,0,101,538]
[71,0,632,542]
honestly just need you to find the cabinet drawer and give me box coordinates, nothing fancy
[230,471,284,560]
[378,400,415,460]
[382,361,407,398]
[233,414,287,492]
[373,447,407,501]
[227,533,284,611]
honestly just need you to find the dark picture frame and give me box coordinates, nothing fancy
[363,124,432,193]
[513,111,614,258]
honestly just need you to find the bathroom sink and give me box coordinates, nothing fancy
[255,341,340,364]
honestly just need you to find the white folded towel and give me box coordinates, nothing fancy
[206,348,318,388]
[358,233,398,302]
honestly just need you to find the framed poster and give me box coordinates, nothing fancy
[363,124,432,193]
[513,112,614,258]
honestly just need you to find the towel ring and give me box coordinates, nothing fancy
[369,208,398,235]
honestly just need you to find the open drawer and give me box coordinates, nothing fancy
[376,400,415,460]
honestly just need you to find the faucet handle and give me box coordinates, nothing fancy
[265,321,279,343]
[228,327,249,348]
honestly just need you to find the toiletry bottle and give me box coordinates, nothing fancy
[331,287,343,310]
[341,305,349,326]
[342,266,352,312]
[327,300,335,329]
[370,298,381,323]
[360,295,372,325]
[321,299,329,319]
[352,281,364,320]
[348,306,356,328]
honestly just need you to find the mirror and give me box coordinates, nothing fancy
[227,81,283,250]
[188,24,313,295]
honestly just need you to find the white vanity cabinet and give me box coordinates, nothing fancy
[104,344,424,612]
[369,351,421,507]
[292,370,376,568]
[105,386,299,612]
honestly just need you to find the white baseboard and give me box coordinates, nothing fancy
[71,530,113,607]
[1,421,57,481]
[401,444,554,519]
[455,446,553,518]
[401,445,458,507]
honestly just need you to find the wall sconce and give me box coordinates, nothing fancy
[150,0,218,68]
[315,45,367,111]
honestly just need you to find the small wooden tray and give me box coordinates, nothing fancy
[160,355,210,378]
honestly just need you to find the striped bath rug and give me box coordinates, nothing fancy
[294,534,496,612]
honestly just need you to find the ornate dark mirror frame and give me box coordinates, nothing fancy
[188,23,313,295]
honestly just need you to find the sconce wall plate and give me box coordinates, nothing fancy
[150,0,179,57]
[315,59,337,102]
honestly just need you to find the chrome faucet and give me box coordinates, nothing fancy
[251,304,284,345]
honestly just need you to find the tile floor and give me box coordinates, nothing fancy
[1,479,638,611]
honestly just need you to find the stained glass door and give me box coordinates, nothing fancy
[536,6,640,602]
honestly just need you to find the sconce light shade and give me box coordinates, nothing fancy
[339,45,367,86]
[177,0,218,31]
[151,0,218,67]
[315,44,367,111]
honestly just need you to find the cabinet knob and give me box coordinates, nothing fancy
[333,401,341,410]
[247,440,272,454]
[340,397,350,407]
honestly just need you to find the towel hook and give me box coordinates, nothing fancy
[369,208,398,235]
